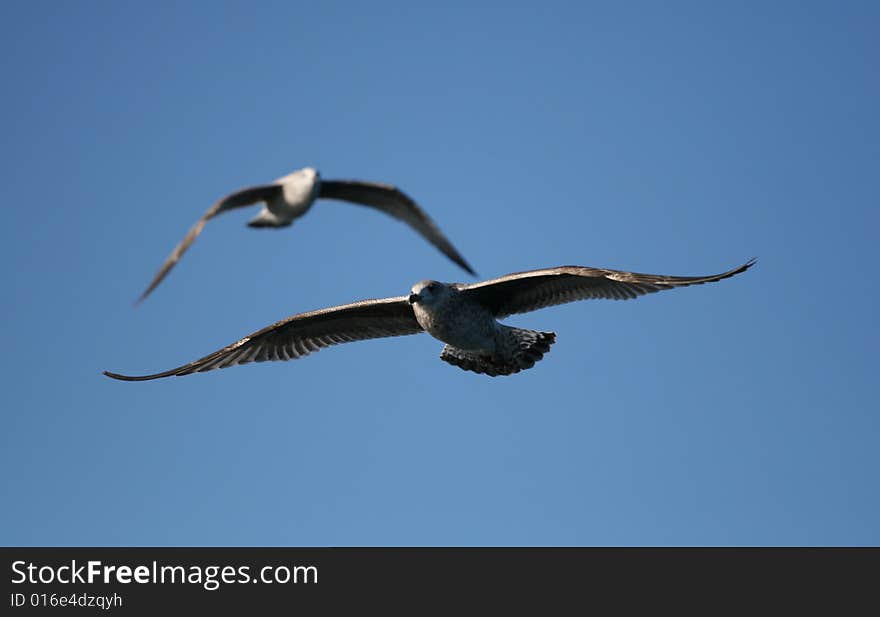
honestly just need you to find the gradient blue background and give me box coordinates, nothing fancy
[2,1,877,545]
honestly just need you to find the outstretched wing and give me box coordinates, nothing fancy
[318,179,476,276]
[105,296,422,381]
[137,184,282,303]
[460,259,756,318]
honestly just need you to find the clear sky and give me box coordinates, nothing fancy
[1,1,877,546]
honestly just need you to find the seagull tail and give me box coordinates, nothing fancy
[440,328,556,377]
[247,209,293,228]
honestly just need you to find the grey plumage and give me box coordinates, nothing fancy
[106,258,755,381]
[137,167,475,303]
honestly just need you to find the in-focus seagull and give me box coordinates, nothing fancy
[137,167,476,302]
[106,259,755,380]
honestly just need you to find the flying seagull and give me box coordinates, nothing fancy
[137,167,476,302]
[106,258,755,380]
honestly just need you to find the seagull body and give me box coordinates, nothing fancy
[246,167,321,227]
[138,167,475,302]
[107,259,755,381]
[408,279,556,375]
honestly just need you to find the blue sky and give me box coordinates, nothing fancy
[1,1,877,546]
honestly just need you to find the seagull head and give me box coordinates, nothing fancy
[276,166,320,187]
[301,166,320,182]
[409,280,449,306]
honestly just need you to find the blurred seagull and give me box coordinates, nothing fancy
[107,258,755,380]
[137,167,476,302]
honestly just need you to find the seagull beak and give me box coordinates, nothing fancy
[408,293,420,305]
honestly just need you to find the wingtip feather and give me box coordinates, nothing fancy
[103,369,163,382]
[133,290,150,307]
[103,370,132,381]
[736,257,758,274]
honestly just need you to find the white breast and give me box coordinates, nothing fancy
[272,168,320,217]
